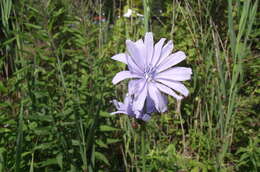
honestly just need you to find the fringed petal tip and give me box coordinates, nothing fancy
[145,32,153,38]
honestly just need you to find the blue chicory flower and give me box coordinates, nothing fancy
[111,32,192,120]
[111,94,153,122]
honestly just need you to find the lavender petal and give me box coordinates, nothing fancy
[112,71,141,85]
[111,53,127,64]
[155,82,183,100]
[156,79,189,96]
[133,81,147,112]
[151,38,166,67]
[157,51,186,73]
[126,40,145,72]
[157,40,174,65]
[144,32,154,65]
[148,82,167,113]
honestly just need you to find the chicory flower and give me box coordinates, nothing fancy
[111,94,153,122]
[112,32,192,114]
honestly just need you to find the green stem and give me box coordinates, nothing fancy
[15,102,24,172]
[141,125,146,171]
[143,0,150,32]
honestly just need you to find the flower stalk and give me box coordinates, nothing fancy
[143,0,150,32]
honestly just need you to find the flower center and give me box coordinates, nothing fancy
[144,65,155,82]
[145,73,152,81]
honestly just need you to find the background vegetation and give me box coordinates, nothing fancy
[0,0,259,171]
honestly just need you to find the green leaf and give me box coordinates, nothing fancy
[106,138,120,144]
[0,128,11,133]
[0,82,7,93]
[191,167,200,172]
[99,125,118,132]
[72,140,80,146]
[99,111,113,118]
[24,23,42,30]
[34,127,51,136]
[56,153,63,169]
[94,152,110,166]
[33,142,54,151]
[29,153,34,172]
[2,37,16,46]
[38,158,58,167]
[0,148,6,154]
[96,140,108,148]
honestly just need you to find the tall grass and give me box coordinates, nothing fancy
[0,0,259,171]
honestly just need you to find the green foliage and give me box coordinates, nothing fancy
[0,0,259,171]
[235,137,260,171]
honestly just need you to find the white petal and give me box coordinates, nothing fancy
[148,82,168,113]
[144,32,154,65]
[112,71,141,85]
[156,79,189,96]
[157,51,186,73]
[111,53,127,64]
[151,38,166,67]
[155,82,183,100]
